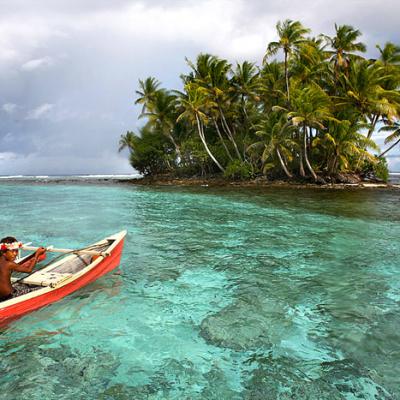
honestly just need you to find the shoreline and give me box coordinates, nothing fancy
[124,176,400,190]
[0,175,399,190]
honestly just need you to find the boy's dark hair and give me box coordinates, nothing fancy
[0,236,17,253]
[1,237,17,244]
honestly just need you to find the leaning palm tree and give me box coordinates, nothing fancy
[379,121,400,157]
[207,57,243,160]
[185,54,243,159]
[264,19,310,103]
[177,84,225,172]
[314,120,379,174]
[118,131,136,153]
[194,56,244,161]
[287,84,334,181]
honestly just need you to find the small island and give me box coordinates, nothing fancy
[119,20,400,186]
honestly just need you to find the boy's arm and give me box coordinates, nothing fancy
[11,248,46,273]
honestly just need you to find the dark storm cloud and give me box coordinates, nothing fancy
[0,0,399,174]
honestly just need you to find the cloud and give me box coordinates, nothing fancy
[21,56,54,71]
[25,103,54,120]
[2,103,17,114]
[0,151,17,161]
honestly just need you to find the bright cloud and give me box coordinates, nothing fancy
[21,56,54,71]
[0,151,17,161]
[2,103,17,114]
[25,103,54,120]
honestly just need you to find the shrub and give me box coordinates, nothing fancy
[362,156,389,182]
[224,160,253,180]
[372,157,389,182]
[128,129,174,176]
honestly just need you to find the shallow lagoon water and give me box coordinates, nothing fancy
[0,183,399,399]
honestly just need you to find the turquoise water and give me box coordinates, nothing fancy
[0,183,399,399]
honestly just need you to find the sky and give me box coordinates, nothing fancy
[0,0,399,175]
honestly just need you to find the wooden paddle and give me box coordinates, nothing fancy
[22,245,110,257]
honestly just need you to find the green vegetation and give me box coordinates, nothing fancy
[119,20,400,183]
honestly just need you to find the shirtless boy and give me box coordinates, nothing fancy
[0,236,46,301]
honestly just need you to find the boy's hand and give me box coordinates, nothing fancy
[36,247,46,256]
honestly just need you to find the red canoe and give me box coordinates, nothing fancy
[0,230,126,326]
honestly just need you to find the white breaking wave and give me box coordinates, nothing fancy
[75,174,141,179]
[0,175,24,179]
[0,174,142,181]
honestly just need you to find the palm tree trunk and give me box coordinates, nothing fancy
[218,106,242,160]
[166,131,182,162]
[165,157,173,171]
[328,152,339,175]
[378,137,400,158]
[303,125,318,181]
[367,114,380,139]
[196,115,225,172]
[355,114,380,168]
[297,130,305,177]
[213,118,233,161]
[299,150,306,177]
[284,50,290,104]
[276,148,293,178]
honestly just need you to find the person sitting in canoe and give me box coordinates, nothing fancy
[0,237,46,301]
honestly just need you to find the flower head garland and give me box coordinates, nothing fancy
[0,241,23,251]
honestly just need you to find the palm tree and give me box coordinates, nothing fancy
[185,53,216,81]
[188,55,244,161]
[291,37,330,85]
[208,58,244,160]
[259,61,286,111]
[325,24,366,75]
[177,84,225,172]
[250,112,296,178]
[135,77,161,114]
[379,121,400,157]
[118,131,136,152]
[376,42,400,66]
[314,120,379,174]
[264,19,310,103]
[338,60,399,139]
[140,89,182,159]
[288,84,333,181]
[376,42,400,98]
[231,61,261,112]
